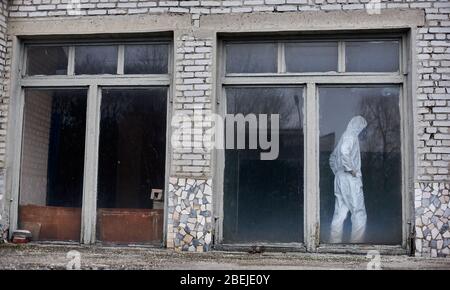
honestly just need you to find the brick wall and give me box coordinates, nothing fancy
[416,2,450,182]
[0,0,448,255]
[0,0,7,242]
[6,0,448,181]
[172,34,213,177]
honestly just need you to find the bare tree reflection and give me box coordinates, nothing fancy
[358,96,401,191]
[125,45,168,74]
[75,46,118,74]
[229,88,302,130]
[357,95,402,244]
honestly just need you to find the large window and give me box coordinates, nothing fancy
[223,87,304,243]
[319,86,402,244]
[17,39,171,244]
[19,89,87,241]
[219,35,408,249]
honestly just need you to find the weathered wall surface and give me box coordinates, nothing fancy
[0,0,449,256]
[0,0,8,243]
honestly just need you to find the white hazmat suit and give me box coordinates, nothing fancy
[329,116,367,243]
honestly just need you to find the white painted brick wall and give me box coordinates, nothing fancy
[416,1,450,181]
[1,0,448,181]
[173,34,212,177]
[0,0,8,239]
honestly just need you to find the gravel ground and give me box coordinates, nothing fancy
[0,243,449,270]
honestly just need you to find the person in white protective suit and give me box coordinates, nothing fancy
[329,115,368,243]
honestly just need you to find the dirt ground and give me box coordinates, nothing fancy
[0,243,449,270]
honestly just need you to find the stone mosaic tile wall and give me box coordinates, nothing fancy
[415,182,450,257]
[167,177,213,252]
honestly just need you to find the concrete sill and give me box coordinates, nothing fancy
[214,243,307,253]
[317,244,408,255]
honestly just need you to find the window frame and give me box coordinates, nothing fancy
[9,38,174,245]
[22,39,172,78]
[223,35,404,77]
[215,33,413,254]
[220,84,306,245]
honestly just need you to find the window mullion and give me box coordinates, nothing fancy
[68,46,75,76]
[117,45,125,75]
[304,82,319,251]
[338,41,345,73]
[278,42,286,74]
[81,84,101,244]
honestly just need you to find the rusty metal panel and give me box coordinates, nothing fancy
[97,208,163,244]
[19,205,81,241]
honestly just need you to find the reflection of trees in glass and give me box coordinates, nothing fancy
[359,96,400,153]
[229,88,302,130]
[53,93,86,127]
[101,95,133,122]
[125,45,168,74]
[358,95,400,190]
[75,46,117,74]
[357,95,402,244]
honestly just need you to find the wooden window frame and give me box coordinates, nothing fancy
[215,33,415,255]
[8,38,173,245]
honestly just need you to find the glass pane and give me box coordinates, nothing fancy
[124,44,169,74]
[19,89,87,241]
[75,45,118,74]
[26,46,68,75]
[224,87,304,243]
[319,86,401,244]
[97,88,167,244]
[285,42,338,72]
[345,41,400,72]
[226,43,277,73]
